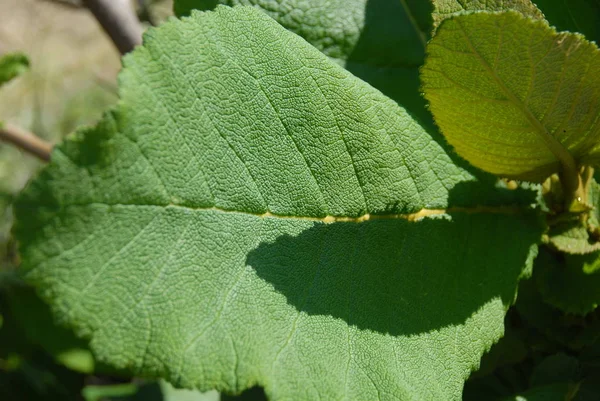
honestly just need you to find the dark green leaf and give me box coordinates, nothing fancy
[534,0,600,44]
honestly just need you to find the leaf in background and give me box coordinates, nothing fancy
[4,282,95,374]
[547,178,600,254]
[500,383,573,401]
[0,52,29,87]
[0,286,87,400]
[515,277,600,350]
[15,7,542,401]
[422,11,600,182]
[535,247,600,315]
[172,0,434,126]
[530,353,580,387]
[533,0,600,45]
[431,0,543,29]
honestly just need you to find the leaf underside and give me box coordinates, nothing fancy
[422,11,600,182]
[15,6,542,401]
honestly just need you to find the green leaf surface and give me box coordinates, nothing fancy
[535,247,600,315]
[547,219,600,254]
[431,0,543,29]
[422,11,600,182]
[0,52,29,87]
[500,383,572,401]
[530,353,580,387]
[515,277,600,350]
[83,380,220,401]
[5,283,94,373]
[15,6,542,401]
[172,0,434,125]
[533,0,600,45]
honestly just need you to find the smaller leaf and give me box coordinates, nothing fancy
[0,52,29,87]
[431,0,543,29]
[547,219,600,255]
[530,353,580,387]
[534,0,600,45]
[500,383,573,401]
[535,247,600,315]
[514,277,600,349]
[422,11,600,182]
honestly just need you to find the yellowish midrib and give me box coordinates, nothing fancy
[454,19,577,175]
[61,202,528,224]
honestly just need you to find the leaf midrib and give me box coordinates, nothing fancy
[44,202,528,223]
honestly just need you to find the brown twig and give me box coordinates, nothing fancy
[0,123,53,161]
[82,0,143,55]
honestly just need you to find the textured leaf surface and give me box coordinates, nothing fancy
[534,0,600,45]
[15,6,542,401]
[431,0,543,29]
[0,52,29,87]
[422,11,600,182]
[172,0,434,124]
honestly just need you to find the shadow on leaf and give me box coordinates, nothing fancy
[247,204,540,336]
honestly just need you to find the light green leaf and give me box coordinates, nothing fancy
[547,219,600,254]
[422,11,600,183]
[83,380,220,401]
[160,380,220,401]
[172,0,434,124]
[82,383,138,401]
[533,0,600,45]
[0,52,29,87]
[431,0,543,29]
[15,6,542,401]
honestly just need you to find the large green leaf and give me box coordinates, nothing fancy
[172,0,433,125]
[15,6,542,401]
[533,0,600,45]
[422,11,600,183]
[431,0,543,29]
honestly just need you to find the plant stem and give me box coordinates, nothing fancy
[0,123,52,161]
[82,0,143,55]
